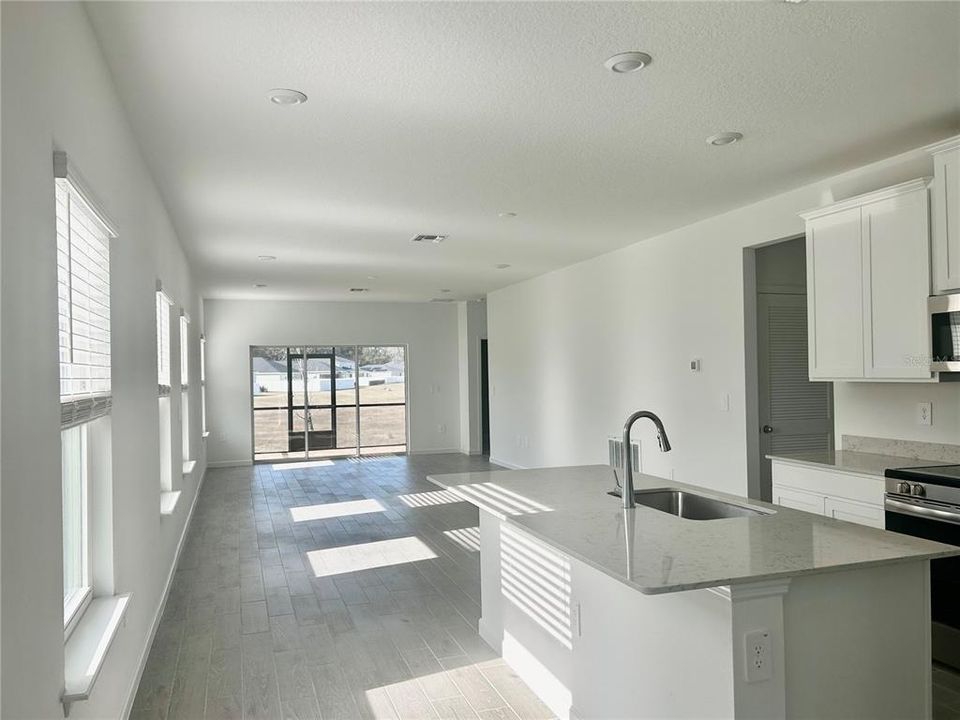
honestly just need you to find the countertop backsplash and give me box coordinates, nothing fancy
[842,435,960,464]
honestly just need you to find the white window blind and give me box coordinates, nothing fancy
[55,152,117,428]
[156,288,172,394]
[180,313,190,388]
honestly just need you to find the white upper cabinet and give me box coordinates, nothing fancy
[927,136,960,295]
[805,206,864,379]
[801,179,933,382]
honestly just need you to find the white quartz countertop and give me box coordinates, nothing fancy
[767,450,950,478]
[427,465,958,595]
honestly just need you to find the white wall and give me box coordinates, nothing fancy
[1,4,204,717]
[204,299,461,464]
[458,301,488,455]
[488,142,959,494]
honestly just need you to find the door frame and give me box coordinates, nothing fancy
[743,234,835,501]
[249,344,411,464]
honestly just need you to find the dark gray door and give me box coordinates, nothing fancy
[758,293,833,500]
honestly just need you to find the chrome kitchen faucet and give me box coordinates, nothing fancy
[621,410,672,509]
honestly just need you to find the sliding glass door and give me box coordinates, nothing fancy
[251,345,406,462]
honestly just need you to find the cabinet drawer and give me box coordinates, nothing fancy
[824,496,885,529]
[771,461,884,506]
[772,485,825,515]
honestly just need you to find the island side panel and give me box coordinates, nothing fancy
[570,558,735,720]
[481,516,736,720]
[782,560,932,720]
[478,508,504,652]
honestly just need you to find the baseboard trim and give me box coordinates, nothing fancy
[407,448,462,456]
[121,467,207,719]
[488,456,526,470]
[207,459,252,468]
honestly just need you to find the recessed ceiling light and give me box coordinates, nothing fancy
[253,283,267,288]
[706,132,744,147]
[783,0,808,4]
[604,51,653,74]
[495,263,511,270]
[267,88,307,106]
[498,212,517,218]
[349,287,369,293]
[367,275,378,280]
[257,255,277,261]
[411,234,447,244]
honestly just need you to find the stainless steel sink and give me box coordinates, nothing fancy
[608,488,772,520]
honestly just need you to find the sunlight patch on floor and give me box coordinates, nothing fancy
[307,536,437,577]
[289,498,386,522]
[396,489,465,507]
[270,459,335,470]
[444,526,481,552]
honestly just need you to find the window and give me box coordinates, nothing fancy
[56,165,112,405]
[180,313,190,463]
[55,151,116,630]
[156,288,173,493]
[156,289,172,391]
[62,424,89,626]
[200,335,207,436]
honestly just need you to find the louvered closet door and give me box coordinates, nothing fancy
[758,293,834,500]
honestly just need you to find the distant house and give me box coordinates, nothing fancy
[252,354,363,394]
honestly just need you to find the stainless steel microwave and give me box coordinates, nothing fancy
[931,294,960,372]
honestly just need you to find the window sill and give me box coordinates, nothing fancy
[160,490,181,516]
[182,460,196,476]
[62,593,130,715]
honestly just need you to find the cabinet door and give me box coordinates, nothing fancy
[862,189,932,379]
[806,208,865,379]
[772,485,825,515]
[824,496,884,529]
[932,147,960,294]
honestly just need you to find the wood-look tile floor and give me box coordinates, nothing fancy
[131,453,555,720]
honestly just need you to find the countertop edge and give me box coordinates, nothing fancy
[427,467,959,596]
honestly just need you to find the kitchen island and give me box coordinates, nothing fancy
[428,465,958,720]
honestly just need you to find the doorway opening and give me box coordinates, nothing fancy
[480,339,490,456]
[251,345,407,462]
[744,237,834,501]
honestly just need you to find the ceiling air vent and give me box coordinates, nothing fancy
[430,298,455,303]
[349,288,369,293]
[411,234,447,244]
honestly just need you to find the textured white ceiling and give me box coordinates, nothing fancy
[85,1,960,302]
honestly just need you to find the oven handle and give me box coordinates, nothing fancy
[885,497,960,525]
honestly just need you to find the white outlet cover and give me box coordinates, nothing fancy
[744,628,773,683]
[918,402,932,426]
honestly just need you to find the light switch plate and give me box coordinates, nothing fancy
[918,402,932,426]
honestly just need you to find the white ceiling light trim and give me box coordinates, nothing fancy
[267,88,308,105]
[706,131,744,146]
[604,51,652,74]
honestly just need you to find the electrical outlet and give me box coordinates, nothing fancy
[720,393,730,412]
[918,402,932,426]
[437,424,446,434]
[744,629,773,683]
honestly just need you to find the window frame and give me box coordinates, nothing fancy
[62,423,93,638]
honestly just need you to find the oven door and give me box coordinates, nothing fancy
[886,496,960,670]
[929,294,960,371]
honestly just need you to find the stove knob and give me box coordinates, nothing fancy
[911,483,926,497]
[897,481,912,494]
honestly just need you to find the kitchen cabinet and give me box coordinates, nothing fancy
[770,460,885,529]
[801,179,933,382]
[773,485,825,514]
[824,496,884,529]
[927,136,960,295]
